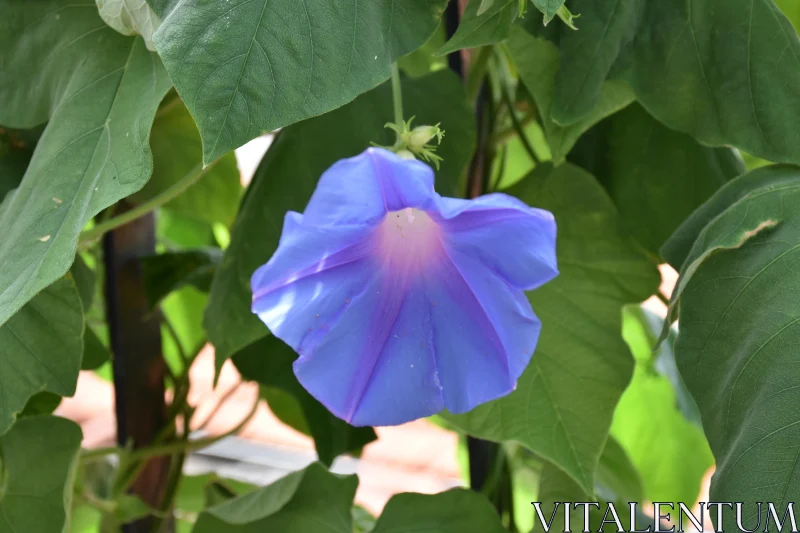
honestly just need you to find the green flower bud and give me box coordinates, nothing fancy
[396,149,416,160]
[407,124,444,152]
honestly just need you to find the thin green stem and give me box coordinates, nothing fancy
[150,412,191,533]
[82,395,260,463]
[501,87,539,165]
[80,158,221,243]
[490,144,508,192]
[492,44,539,165]
[489,112,536,145]
[390,62,404,145]
[162,317,188,374]
[195,381,244,431]
[78,491,120,515]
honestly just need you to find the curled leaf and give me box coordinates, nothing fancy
[96,0,161,50]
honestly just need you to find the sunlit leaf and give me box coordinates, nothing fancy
[612,306,713,508]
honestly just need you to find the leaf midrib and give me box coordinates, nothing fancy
[206,0,270,160]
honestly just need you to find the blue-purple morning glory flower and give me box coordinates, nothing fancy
[251,148,558,427]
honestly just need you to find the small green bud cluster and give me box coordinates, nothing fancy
[383,117,445,169]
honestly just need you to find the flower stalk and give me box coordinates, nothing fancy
[381,63,446,168]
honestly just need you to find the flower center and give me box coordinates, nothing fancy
[375,208,442,271]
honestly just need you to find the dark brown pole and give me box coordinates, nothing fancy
[104,206,172,532]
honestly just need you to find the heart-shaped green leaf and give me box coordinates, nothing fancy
[152,0,448,163]
[0,0,171,327]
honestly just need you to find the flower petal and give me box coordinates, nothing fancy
[250,149,559,427]
[302,148,438,227]
[435,193,558,290]
[422,245,542,414]
[293,271,447,426]
[251,222,375,347]
[278,211,303,245]
[275,236,541,424]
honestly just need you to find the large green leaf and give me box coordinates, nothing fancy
[233,336,376,467]
[0,416,83,533]
[444,162,659,494]
[611,307,713,509]
[508,26,634,163]
[569,103,744,256]
[0,277,83,436]
[204,70,475,368]
[152,0,448,163]
[550,0,643,125]
[662,165,800,518]
[191,463,357,533]
[0,1,172,327]
[371,489,506,533]
[438,0,517,54]
[132,98,242,228]
[629,0,800,165]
